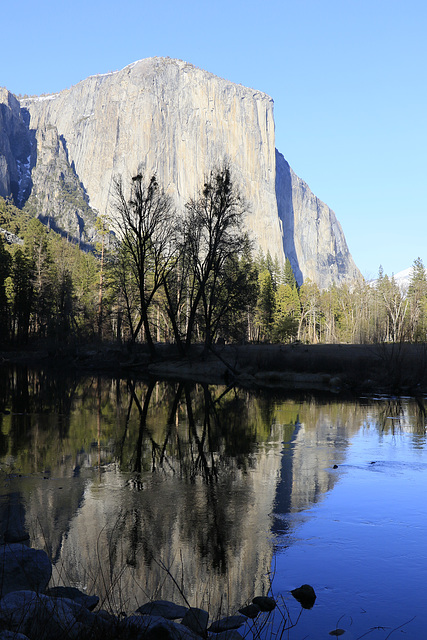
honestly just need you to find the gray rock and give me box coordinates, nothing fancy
[120,614,165,633]
[238,603,261,618]
[18,57,359,288]
[181,607,209,636]
[275,150,361,287]
[146,618,201,640]
[136,599,188,619]
[0,545,52,597]
[208,615,247,633]
[0,89,32,206]
[212,632,244,640]
[252,596,276,612]
[0,492,29,545]
[121,615,200,640]
[45,586,99,611]
[0,590,110,640]
[0,590,78,640]
[291,584,316,609]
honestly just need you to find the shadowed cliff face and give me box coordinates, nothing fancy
[275,150,360,287]
[0,89,33,206]
[2,58,361,286]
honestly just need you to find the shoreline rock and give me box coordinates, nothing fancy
[0,544,279,640]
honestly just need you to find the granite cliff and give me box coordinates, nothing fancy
[0,58,360,287]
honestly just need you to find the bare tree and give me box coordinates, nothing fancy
[112,173,177,356]
[183,164,249,349]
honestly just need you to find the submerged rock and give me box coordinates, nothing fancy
[252,596,276,612]
[238,603,261,618]
[291,584,316,609]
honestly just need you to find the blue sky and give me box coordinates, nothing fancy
[2,0,426,279]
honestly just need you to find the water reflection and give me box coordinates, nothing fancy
[0,368,288,613]
[0,366,426,625]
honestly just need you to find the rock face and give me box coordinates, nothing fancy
[24,125,99,247]
[0,88,33,206]
[1,57,360,287]
[275,151,361,285]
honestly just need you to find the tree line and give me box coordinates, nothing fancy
[1,167,427,350]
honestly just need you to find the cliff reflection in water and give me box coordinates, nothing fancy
[1,368,425,614]
[0,369,289,612]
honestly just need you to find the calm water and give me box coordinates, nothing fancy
[0,366,426,638]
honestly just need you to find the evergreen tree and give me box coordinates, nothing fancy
[272,283,299,342]
[9,248,33,344]
[0,237,11,342]
[283,258,298,289]
[256,269,275,341]
[407,257,427,341]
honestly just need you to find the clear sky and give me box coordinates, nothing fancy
[2,0,426,279]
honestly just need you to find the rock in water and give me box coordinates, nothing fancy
[252,596,276,612]
[0,590,110,640]
[181,607,209,635]
[136,599,188,619]
[238,603,261,618]
[291,584,317,609]
[45,586,99,611]
[208,614,247,633]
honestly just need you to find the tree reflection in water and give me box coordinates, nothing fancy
[113,380,263,577]
[1,366,426,617]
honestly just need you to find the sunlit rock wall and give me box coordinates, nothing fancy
[23,58,284,261]
[22,57,361,287]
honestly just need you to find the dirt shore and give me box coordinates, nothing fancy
[2,342,427,395]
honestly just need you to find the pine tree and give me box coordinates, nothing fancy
[407,257,427,341]
[283,258,298,289]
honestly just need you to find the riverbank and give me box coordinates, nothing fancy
[2,342,427,395]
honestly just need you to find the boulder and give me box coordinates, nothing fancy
[0,545,52,597]
[121,615,200,640]
[291,584,316,609]
[208,615,247,633]
[212,632,243,640]
[45,586,99,611]
[238,603,261,618]
[0,590,111,640]
[0,632,30,640]
[136,599,188,619]
[181,607,209,636]
[252,596,276,612]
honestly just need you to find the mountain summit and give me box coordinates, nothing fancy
[0,57,360,287]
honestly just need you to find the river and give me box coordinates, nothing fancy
[0,365,426,638]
